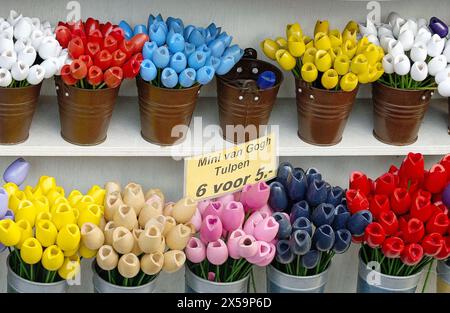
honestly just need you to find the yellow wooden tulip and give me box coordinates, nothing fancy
[286,23,303,39]
[52,203,76,230]
[32,195,50,216]
[36,211,52,223]
[344,20,360,34]
[314,50,332,72]
[46,189,64,206]
[288,35,306,57]
[314,20,329,35]
[351,54,369,75]
[314,32,331,51]
[3,182,19,198]
[15,219,33,249]
[342,29,357,44]
[321,69,339,89]
[77,203,102,227]
[8,190,26,213]
[357,69,372,84]
[21,238,43,265]
[329,29,343,48]
[67,190,83,207]
[0,219,21,247]
[370,62,384,82]
[58,254,80,280]
[301,62,319,83]
[36,219,58,247]
[342,40,357,59]
[38,176,56,195]
[275,37,288,50]
[340,72,359,92]
[363,43,380,65]
[87,185,106,205]
[260,39,280,60]
[42,245,64,271]
[377,46,385,62]
[328,47,342,64]
[275,49,296,71]
[356,36,370,55]
[334,54,350,76]
[16,200,37,227]
[50,197,70,214]
[56,224,81,252]
[24,185,42,200]
[302,47,317,64]
[78,241,97,259]
[76,195,95,213]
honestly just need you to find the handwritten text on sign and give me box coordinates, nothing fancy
[185,133,277,200]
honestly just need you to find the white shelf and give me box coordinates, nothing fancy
[0,96,448,157]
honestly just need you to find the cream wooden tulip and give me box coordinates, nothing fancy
[145,215,166,233]
[112,226,134,255]
[105,181,121,195]
[96,245,119,271]
[104,221,116,246]
[171,197,197,224]
[99,217,106,231]
[156,236,166,254]
[166,224,192,250]
[145,188,165,203]
[138,199,163,228]
[163,216,176,236]
[138,225,162,254]
[184,222,197,235]
[163,202,174,216]
[118,253,140,278]
[104,191,123,222]
[131,229,143,256]
[122,183,145,215]
[141,253,164,275]
[81,223,105,250]
[113,205,138,230]
[162,250,186,273]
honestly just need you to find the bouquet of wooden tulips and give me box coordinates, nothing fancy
[349,153,450,277]
[269,163,372,276]
[360,12,450,94]
[0,158,106,283]
[0,10,66,87]
[95,182,196,287]
[261,20,384,91]
[185,182,277,284]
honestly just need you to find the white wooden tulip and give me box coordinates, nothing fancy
[400,19,418,36]
[30,18,40,31]
[13,18,32,40]
[0,49,17,70]
[378,25,393,39]
[410,61,428,82]
[393,54,411,75]
[382,54,395,74]
[38,37,60,60]
[40,57,59,79]
[30,30,44,50]
[7,10,22,27]
[14,38,31,53]
[0,33,14,54]
[380,36,395,53]
[0,21,12,35]
[56,50,68,75]
[398,29,414,51]
[427,34,446,57]
[0,69,12,87]
[442,41,450,62]
[0,18,4,24]
[428,55,447,76]
[18,46,36,67]
[387,12,402,27]
[367,34,380,47]
[410,42,427,63]
[415,27,432,45]
[40,21,51,31]
[435,67,450,85]
[388,41,404,58]
[392,18,406,38]
[42,28,53,37]
[26,64,45,85]
[417,18,428,29]
[360,19,377,37]
[10,61,29,81]
[438,79,450,97]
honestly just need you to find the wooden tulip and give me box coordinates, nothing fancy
[112,226,134,255]
[122,183,145,215]
[145,188,165,205]
[104,191,123,222]
[163,250,186,273]
[81,223,105,250]
[156,236,166,254]
[166,224,191,250]
[171,197,197,224]
[105,181,121,195]
[131,229,143,256]
[99,217,106,231]
[138,225,162,254]
[141,252,164,275]
[163,216,176,236]
[96,245,118,271]
[113,205,138,230]
[104,221,116,246]
[184,222,197,235]
[163,202,174,217]
[138,199,163,228]
[145,215,166,234]
[118,253,140,278]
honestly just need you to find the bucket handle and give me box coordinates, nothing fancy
[55,77,71,97]
[243,48,257,60]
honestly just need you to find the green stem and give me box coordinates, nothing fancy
[123,278,128,287]
[421,260,434,293]
[215,265,220,283]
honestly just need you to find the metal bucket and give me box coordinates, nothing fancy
[356,253,423,293]
[266,265,329,293]
[92,262,158,293]
[7,255,67,293]
[436,260,450,293]
[185,266,249,293]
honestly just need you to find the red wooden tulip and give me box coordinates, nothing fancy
[67,20,84,33]
[122,55,141,79]
[412,189,432,204]
[352,235,364,244]
[104,67,123,88]
[104,35,118,53]
[130,33,149,54]
[119,40,135,59]
[399,152,425,181]
[374,173,396,196]
[61,64,77,86]
[111,49,127,67]
[424,164,447,194]
[88,29,103,47]
[70,59,88,80]
[87,65,103,86]
[79,55,93,69]
[401,218,425,243]
[435,237,450,260]
[422,233,444,257]
[439,154,450,180]
[95,50,113,71]
[364,222,386,248]
[55,25,72,48]
[110,27,125,41]
[390,188,411,216]
[86,42,101,59]
[370,194,390,219]
[400,243,423,266]
[101,22,114,37]
[85,17,100,35]
[378,211,399,236]
[426,212,449,235]
[410,196,433,222]
[381,236,404,258]
[68,37,85,59]
[346,189,369,214]
[349,171,371,195]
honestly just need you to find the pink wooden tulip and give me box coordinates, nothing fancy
[254,216,279,242]
[206,239,228,265]
[197,200,211,216]
[189,208,202,232]
[254,243,276,266]
[243,212,265,236]
[238,235,258,258]
[200,215,223,244]
[246,241,272,264]
[216,194,234,207]
[240,182,270,211]
[227,229,245,259]
[233,191,241,202]
[258,204,273,217]
[203,201,223,218]
[185,237,206,263]
[221,201,244,231]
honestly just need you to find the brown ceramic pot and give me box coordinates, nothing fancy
[372,82,431,146]
[295,79,357,146]
[216,51,283,144]
[55,77,119,146]
[0,84,42,144]
[136,77,200,146]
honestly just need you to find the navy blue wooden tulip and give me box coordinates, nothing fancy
[340,197,347,207]
[306,168,322,186]
[292,217,312,237]
[326,186,344,207]
[312,224,335,251]
[273,212,292,239]
[269,182,289,212]
[301,250,322,269]
[257,71,276,90]
[276,162,294,188]
[333,229,352,254]
[311,203,335,227]
[347,210,373,236]
[332,204,350,230]
[306,180,328,207]
[290,230,311,255]
[287,169,308,202]
[276,240,295,264]
[290,200,310,223]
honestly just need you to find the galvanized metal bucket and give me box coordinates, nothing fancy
[7,255,68,293]
[266,265,329,293]
[185,266,250,293]
[92,262,158,293]
[356,253,423,293]
[436,260,450,293]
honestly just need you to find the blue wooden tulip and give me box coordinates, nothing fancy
[333,229,352,254]
[197,44,212,60]
[206,56,221,71]
[269,181,288,212]
[312,225,335,251]
[161,68,179,88]
[276,240,295,264]
[216,56,235,75]
[168,33,185,54]
[170,52,187,73]
[188,51,207,70]
[326,186,344,207]
[184,25,196,41]
[118,20,133,40]
[332,204,350,231]
[147,14,156,30]
[134,24,148,35]
[306,180,329,207]
[143,42,158,61]
[0,188,8,218]
[290,201,310,223]
[273,212,292,239]
[149,23,167,47]
[223,45,244,63]
[196,66,215,85]
[290,230,312,255]
[207,23,220,39]
[217,32,232,48]
[4,158,30,186]
[257,71,276,90]
[179,68,196,88]
[167,17,184,33]
[301,250,322,269]
[311,203,335,227]
[287,168,307,202]
[340,197,347,207]
[152,46,170,69]
[208,39,226,58]
[347,210,373,236]
[306,168,322,185]
[276,162,294,188]
[292,217,312,237]
[188,28,206,47]
[155,14,164,23]
[140,59,157,82]
[3,209,14,220]
[184,42,196,58]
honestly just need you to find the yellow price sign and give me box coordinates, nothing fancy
[184,133,278,200]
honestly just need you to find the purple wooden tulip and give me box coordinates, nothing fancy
[332,204,350,230]
[306,180,328,207]
[311,203,335,227]
[442,183,450,208]
[347,210,373,236]
[290,200,310,223]
[273,212,292,239]
[333,229,352,254]
[276,240,295,264]
[290,230,311,255]
[3,209,14,220]
[306,168,322,185]
[430,17,449,38]
[301,250,321,269]
[312,224,335,251]
[276,162,294,188]
[287,169,307,202]
[268,182,288,212]
[3,158,30,186]
[0,188,8,218]
[326,186,344,207]
[292,217,312,237]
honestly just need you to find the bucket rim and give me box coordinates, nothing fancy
[0,82,42,91]
[186,263,250,286]
[295,78,359,95]
[373,80,435,94]
[136,76,202,92]
[268,263,331,279]
[55,77,120,93]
